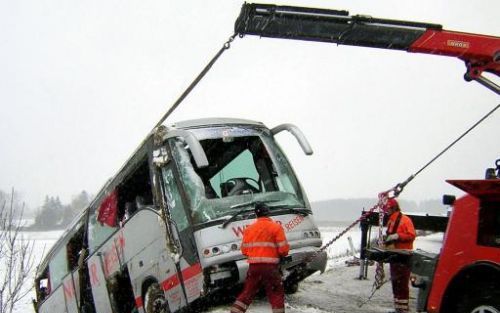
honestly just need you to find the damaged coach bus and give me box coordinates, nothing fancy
[33,118,327,313]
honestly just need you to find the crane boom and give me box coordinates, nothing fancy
[235,3,500,94]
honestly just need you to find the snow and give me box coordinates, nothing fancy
[11,226,443,313]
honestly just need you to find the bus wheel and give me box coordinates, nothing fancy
[144,283,170,313]
[284,281,299,294]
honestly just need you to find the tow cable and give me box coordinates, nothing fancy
[154,33,238,128]
[298,103,500,305]
[127,34,238,174]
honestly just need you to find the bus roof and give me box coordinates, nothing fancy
[168,117,265,130]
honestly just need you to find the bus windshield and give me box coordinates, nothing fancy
[167,126,306,225]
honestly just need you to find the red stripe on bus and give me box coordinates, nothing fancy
[182,263,202,280]
[161,263,203,291]
[161,274,181,291]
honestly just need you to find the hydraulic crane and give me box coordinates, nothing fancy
[235,3,500,94]
[235,4,499,313]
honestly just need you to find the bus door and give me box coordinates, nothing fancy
[161,162,204,305]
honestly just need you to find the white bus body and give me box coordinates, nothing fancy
[34,118,327,313]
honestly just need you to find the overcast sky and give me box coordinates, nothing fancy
[1,0,499,210]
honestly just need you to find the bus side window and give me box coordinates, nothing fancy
[49,246,69,290]
[67,226,85,272]
[36,267,51,302]
[40,277,50,299]
[88,205,117,254]
[116,158,154,224]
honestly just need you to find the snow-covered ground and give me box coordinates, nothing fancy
[209,228,443,313]
[11,226,443,313]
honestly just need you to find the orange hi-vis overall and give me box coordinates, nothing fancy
[230,217,290,313]
[387,211,416,313]
[241,217,290,264]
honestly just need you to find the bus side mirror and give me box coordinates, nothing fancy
[164,129,209,168]
[271,123,313,155]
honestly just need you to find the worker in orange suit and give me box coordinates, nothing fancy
[230,202,290,313]
[384,198,416,313]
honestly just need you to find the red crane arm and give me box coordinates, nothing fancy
[235,3,500,93]
[409,29,500,79]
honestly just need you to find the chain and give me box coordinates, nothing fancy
[300,190,393,266]
[365,197,388,305]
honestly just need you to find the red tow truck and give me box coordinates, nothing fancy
[234,4,500,312]
[409,162,500,313]
[360,162,500,313]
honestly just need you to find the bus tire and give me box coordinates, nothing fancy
[144,283,170,313]
[284,281,299,294]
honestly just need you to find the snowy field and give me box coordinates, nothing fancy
[11,226,443,313]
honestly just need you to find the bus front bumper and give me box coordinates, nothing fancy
[235,247,327,284]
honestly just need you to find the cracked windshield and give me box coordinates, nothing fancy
[167,126,306,225]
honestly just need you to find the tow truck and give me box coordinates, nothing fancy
[234,3,499,313]
[409,164,500,313]
[360,162,500,313]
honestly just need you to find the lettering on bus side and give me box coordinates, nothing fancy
[284,215,305,232]
[231,225,249,237]
[63,279,75,300]
[230,217,302,238]
[89,262,100,287]
[103,231,126,277]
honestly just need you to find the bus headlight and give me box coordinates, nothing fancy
[203,243,239,258]
[304,231,321,239]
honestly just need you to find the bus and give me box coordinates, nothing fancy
[33,118,327,313]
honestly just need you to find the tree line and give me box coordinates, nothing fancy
[32,191,91,230]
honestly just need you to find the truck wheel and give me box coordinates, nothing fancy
[144,283,170,313]
[470,305,499,313]
[455,282,499,313]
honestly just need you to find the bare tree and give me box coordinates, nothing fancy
[0,189,35,313]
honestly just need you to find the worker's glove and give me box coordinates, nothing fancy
[385,233,399,243]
